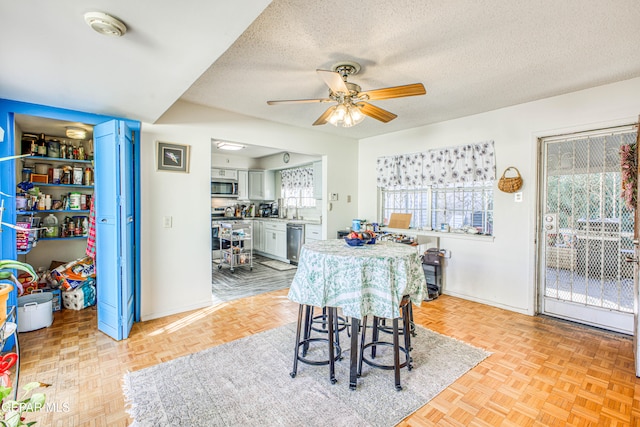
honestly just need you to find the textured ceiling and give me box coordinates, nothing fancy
[182,0,640,139]
[2,1,640,143]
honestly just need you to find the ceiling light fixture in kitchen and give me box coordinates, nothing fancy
[66,127,87,140]
[216,141,245,151]
[84,12,127,37]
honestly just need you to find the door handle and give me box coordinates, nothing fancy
[624,255,639,264]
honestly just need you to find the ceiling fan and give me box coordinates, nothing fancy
[266,61,426,127]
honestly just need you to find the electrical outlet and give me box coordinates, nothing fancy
[163,216,172,228]
[330,193,338,201]
[514,192,523,202]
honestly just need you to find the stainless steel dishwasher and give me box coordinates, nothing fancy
[286,223,305,264]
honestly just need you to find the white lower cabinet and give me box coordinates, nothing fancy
[305,224,322,241]
[253,220,264,252]
[263,222,286,259]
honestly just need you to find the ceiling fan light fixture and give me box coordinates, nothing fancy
[216,141,245,151]
[328,103,365,128]
[66,126,87,140]
[84,12,127,37]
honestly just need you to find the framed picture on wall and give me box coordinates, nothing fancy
[157,141,190,173]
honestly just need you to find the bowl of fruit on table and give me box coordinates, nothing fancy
[344,231,377,246]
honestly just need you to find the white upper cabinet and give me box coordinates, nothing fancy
[248,170,275,200]
[211,168,238,180]
[237,169,248,200]
[313,161,322,200]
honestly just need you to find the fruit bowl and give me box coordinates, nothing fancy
[344,237,366,246]
[344,237,375,246]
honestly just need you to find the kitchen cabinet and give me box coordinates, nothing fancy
[305,224,322,242]
[248,170,275,200]
[211,168,238,180]
[263,221,286,259]
[253,220,264,252]
[237,169,248,200]
[313,161,322,200]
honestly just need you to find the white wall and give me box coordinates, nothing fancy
[358,77,640,315]
[140,101,358,320]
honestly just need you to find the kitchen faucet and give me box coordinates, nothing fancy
[287,197,299,219]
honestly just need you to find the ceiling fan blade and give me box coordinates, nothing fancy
[357,102,398,123]
[316,69,349,94]
[267,98,332,105]
[312,106,336,126]
[360,83,426,101]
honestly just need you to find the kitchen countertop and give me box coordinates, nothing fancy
[212,216,321,225]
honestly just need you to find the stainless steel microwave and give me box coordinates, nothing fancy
[211,180,238,197]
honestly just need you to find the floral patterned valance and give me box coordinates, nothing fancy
[376,140,496,188]
[281,166,314,190]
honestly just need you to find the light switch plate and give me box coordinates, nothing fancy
[330,193,338,201]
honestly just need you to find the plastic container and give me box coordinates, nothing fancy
[21,168,32,182]
[34,163,50,174]
[43,214,59,238]
[16,196,27,210]
[69,192,81,210]
[17,292,53,332]
[0,283,13,322]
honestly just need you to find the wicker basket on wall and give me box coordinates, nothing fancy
[497,167,523,193]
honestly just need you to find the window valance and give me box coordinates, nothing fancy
[376,140,496,188]
[281,166,314,190]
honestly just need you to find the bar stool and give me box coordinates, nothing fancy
[290,304,342,384]
[311,307,350,349]
[357,295,413,391]
[376,299,416,346]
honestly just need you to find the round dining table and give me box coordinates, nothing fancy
[288,239,426,389]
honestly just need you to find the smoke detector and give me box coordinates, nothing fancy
[84,12,127,37]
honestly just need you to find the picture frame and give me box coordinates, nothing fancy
[157,141,190,173]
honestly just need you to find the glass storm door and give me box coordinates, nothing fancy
[539,126,637,334]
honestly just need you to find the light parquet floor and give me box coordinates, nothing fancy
[18,293,640,426]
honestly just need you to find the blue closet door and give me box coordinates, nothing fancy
[94,120,134,340]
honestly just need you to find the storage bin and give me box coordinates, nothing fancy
[18,292,53,332]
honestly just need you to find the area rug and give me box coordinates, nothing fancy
[260,260,297,271]
[123,322,490,426]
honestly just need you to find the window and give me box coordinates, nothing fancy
[380,181,493,234]
[280,166,316,208]
[376,140,496,234]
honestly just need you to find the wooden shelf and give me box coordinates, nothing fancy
[22,156,92,164]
